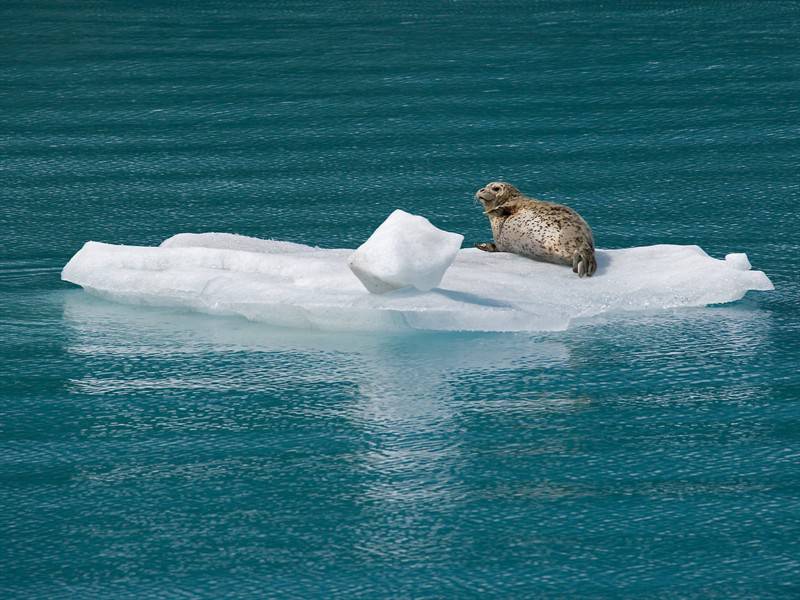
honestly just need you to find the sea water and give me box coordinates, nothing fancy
[2,2,799,597]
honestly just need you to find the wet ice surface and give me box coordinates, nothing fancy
[61,233,773,332]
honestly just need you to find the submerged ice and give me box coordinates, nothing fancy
[61,232,773,332]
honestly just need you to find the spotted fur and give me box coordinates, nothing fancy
[475,181,597,277]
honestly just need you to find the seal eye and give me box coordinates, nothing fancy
[492,186,501,192]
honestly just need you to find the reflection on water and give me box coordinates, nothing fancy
[60,291,582,574]
[1,281,796,597]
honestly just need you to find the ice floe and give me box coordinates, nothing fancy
[61,232,773,332]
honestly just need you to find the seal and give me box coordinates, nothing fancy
[475,181,597,277]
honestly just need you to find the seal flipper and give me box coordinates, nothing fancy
[572,243,597,278]
[476,242,498,252]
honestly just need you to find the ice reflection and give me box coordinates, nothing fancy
[59,290,780,568]
[342,336,576,561]
[60,291,573,537]
[61,289,571,393]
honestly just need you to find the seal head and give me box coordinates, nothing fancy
[475,182,521,217]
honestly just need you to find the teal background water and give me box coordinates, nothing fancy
[2,2,799,597]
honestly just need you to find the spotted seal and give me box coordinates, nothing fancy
[475,181,597,277]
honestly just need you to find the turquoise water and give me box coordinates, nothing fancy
[2,2,799,597]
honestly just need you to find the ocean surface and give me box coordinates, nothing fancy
[2,1,799,597]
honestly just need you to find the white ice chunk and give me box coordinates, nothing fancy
[347,210,464,293]
[725,253,751,271]
[61,233,774,333]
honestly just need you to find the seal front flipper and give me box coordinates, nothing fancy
[476,242,498,252]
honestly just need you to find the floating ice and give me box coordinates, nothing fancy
[61,233,773,333]
[347,210,464,294]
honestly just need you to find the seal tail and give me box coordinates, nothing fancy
[572,243,597,278]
